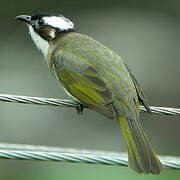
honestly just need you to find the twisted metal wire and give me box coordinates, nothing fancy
[0,94,179,115]
[0,94,179,169]
[0,143,179,169]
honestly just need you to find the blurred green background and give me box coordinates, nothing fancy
[0,0,180,179]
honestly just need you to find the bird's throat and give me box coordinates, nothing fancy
[28,26,49,56]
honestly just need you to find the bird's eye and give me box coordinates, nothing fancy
[38,19,44,25]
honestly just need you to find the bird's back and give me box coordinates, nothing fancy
[48,32,139,120]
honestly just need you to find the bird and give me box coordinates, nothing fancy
[16,13,162,174]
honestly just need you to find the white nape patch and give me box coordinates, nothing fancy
[28,25,49,56]
[43,16,74,31]
[49,29,56,39]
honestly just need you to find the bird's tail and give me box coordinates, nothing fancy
[117,117,162,174]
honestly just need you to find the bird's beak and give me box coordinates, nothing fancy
[16,15,32,25]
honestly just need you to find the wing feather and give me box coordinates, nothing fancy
[125,64,152,113]
[52,49,117,119]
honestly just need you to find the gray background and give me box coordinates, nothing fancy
[0,0,179,179]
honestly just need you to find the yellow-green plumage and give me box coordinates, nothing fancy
[47,32,162,174]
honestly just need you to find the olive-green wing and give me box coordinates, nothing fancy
[52,50,117,119]
[125,64,152,113]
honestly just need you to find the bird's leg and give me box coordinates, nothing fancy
[75,103,84,115]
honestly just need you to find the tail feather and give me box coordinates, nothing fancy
[117,117,162,174]
[138,122,162,174]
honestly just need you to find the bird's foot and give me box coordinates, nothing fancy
[75,103,84,115]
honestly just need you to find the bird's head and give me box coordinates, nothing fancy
[16,13,75,55]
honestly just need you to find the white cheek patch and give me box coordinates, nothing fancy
[28,25,49,56]
[43,16,74,31]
